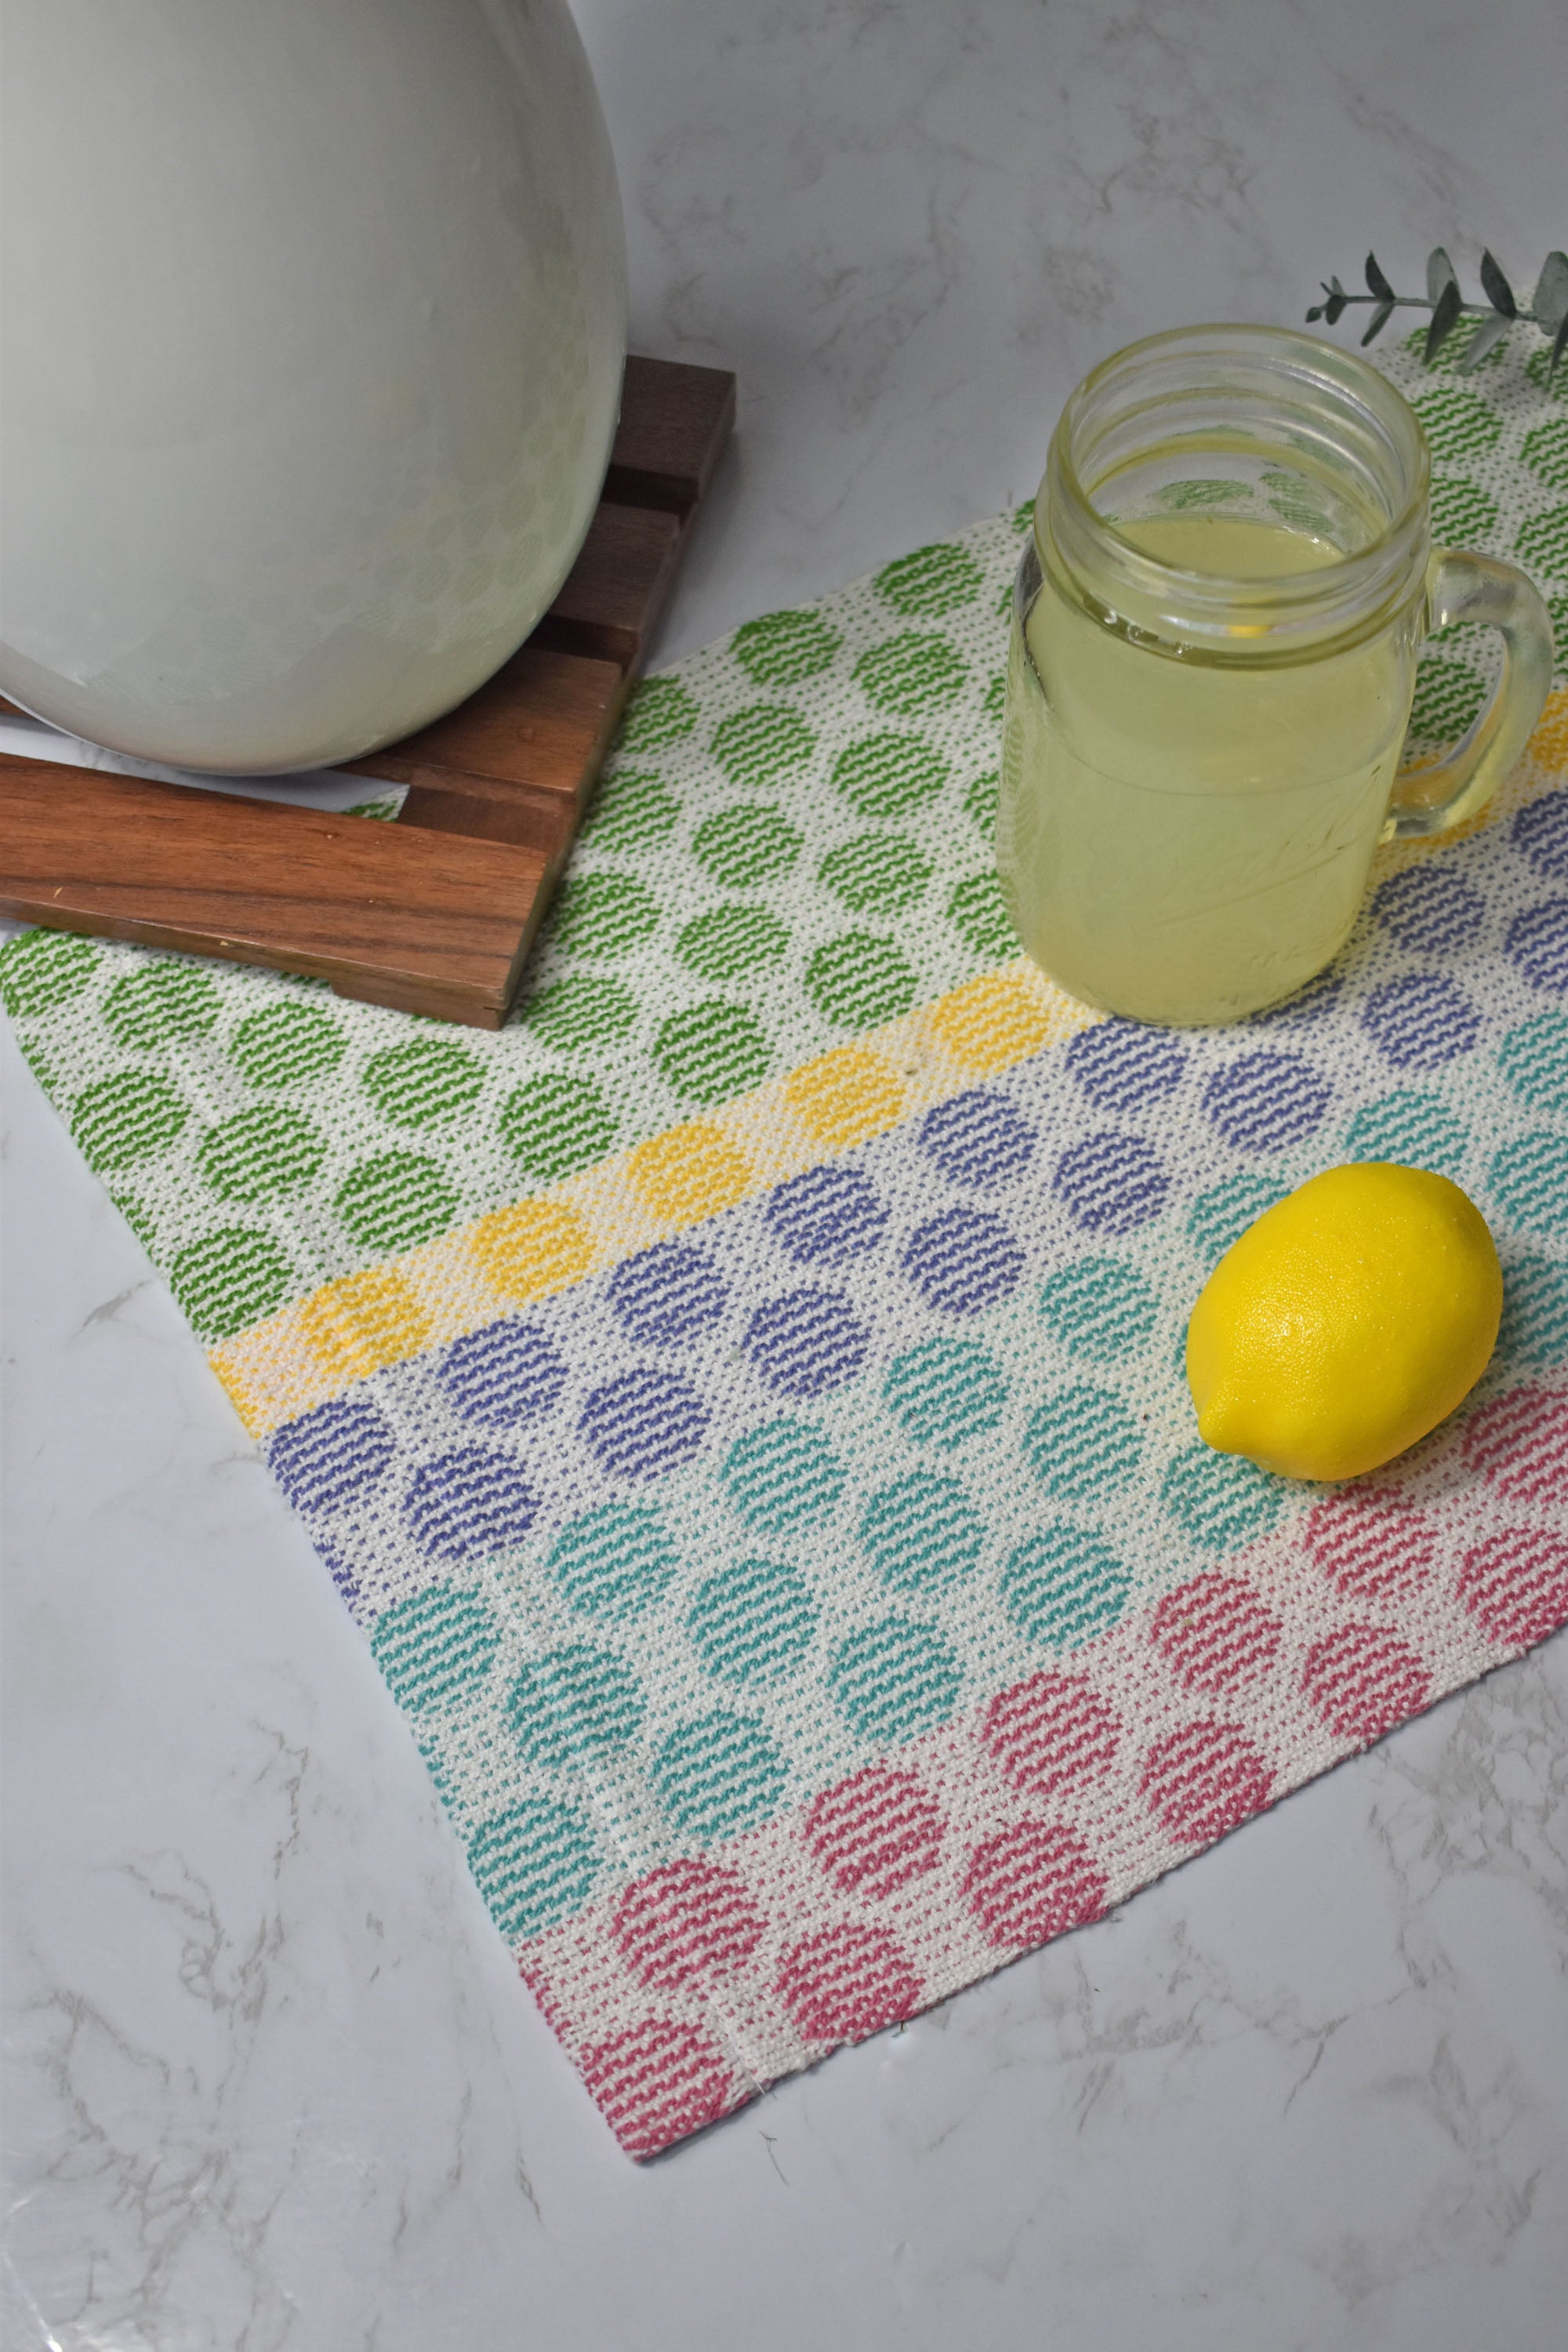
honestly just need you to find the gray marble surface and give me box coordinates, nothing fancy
[5,2,1567,2346]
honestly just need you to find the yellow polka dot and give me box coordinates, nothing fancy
[924,966,1069,1074]
[626,1122,756,1226]
[1529,682,1568,778]
[207,1345,277,1436]
[296,1267,434,1383]
[783,1043,906,1149]
[470,1197,595,1302]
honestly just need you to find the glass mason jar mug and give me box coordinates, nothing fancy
[998,325,1553,1027]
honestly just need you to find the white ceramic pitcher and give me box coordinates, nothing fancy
[0,0,626,773]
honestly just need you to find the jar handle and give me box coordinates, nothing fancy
[1388,548,1554,840]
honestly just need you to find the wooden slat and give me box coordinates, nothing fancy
[604,354,737,515]
[531,502,685,669]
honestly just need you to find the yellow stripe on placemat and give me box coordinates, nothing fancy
[1375,680,1568,874]
[211,960,1098,1437]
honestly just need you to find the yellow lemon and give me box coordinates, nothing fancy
[1186,1162,1502,1482]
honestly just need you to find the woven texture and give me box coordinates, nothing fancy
[5,330,1566,2159]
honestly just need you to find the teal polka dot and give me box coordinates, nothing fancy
[882,1337,1009,1447]
[1186,1174,1290,1267]
[1161,1444,1285,1552]
[652,1712,789,1839]
[1000,1523,1131,1649]
[859,1473,985,1594]
[507,1645,645,1768]
[549,1504,677,1620]
[1023,1385,1142,1496]
[371,1585,499,1714]
[1498,1252,1568,1367]
[686,1559,818,1686]
[1498,1012,1568,1115]
[1344,1089,1470,1180]
[1490,1133,1568,1236]
[828,1617,964,1741]
[1039,1256,1159,1359]
[466,1797,598,1939]
[722,1419,846,1532]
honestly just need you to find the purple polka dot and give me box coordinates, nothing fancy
[902,1207,1025,1315]
[1065,1022,1186,1112]
[1512,795,1568,880]
[1203,1053,1332,1152]
[1359,973,1481,1069]
[1372,867,1486,955]
[744,1287,869,1398]
[579,1367,710,1480]
[437,1319,567,1428]
[608,1243,728,1346]
[1505,899,1568,993]
[268,1396,396,1514]
[404,1448,542,1561]
[1247,968,1342,1029]
[314,1533,361,1609]
[1053,1131,1169,1234]
[767,1165,888,1265]
[918,1090,1036,1188]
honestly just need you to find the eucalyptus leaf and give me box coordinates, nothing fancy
[1360,296,1396,347]
[1460,309,1512,373]
[1365,251,1394,300]
[1305,305,1324,322]
[1425,278,1463,364]
[1426,246,1458,304]
[1479,249,1517,318]
[1551,310,1568,389]
[1324,291,1348,324]
[1535,250,1568,333]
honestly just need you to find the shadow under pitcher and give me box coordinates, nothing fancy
[998,325,1553,1028]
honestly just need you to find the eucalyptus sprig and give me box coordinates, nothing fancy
[1307,247,1568,382]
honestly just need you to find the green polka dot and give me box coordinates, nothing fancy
[854,631,969,716]
[859,1472,985,1594]
[882,1337,1009,1447]
[731,608,842,686]
[1490,1133,1568,1236]
[1344,1089,1470,1180]
[686,1559,818,1686]
[1186,1174,1290,1267]
[804,932,919,1028]
[1159,477,1249,509]
[109,1189,158,1253]
[1499,1013,1568,1113]
[652,1711,789,1839]
[370,1585,499,1715]
[1526,342,1568,399]
[818,833,931,915]
[1023,1385,1142,1497]
[723,1418,845,1533]
[1515,504,1568,576]
[198,1106,326,1201]
[652,999,771,1102]
[675,903,791,982]
[228,1002,346,1088]
[710,702,815,787]
[828,1617,963,1741]
[466,1797,597,1938]
[170,1227,296,1341]
[0,930,99,1018]
[1040,1256,1159,1359]
[547,872,662,959]
[71,1071,189,1173]
[831,731,950,818]
[691,802,803,887]
[102,964,220,1050]
[963,771,1000,837]
[982,670,1006,724]
[1000,1524,1131,1649]
[549,1504,677,1621]
[1162,1444,1285,1552]
[361,1038,485,1129]
[581,768,682,851]
[1403,319,1505,376]
[519,975,640,1051]
[874,542,985,618]
[1262,471,1335,535]
[1430,474,1498,545]
[508,1644,644,1768]
[1549,593,1568,669]
[1409,655,1488,742]
[946,870,1016,959]
[619,676,699,753]
[1012,500,1034,533]
[335,1152,459,1253]
[1410,387,1504,462]
[496,1072,616,1181]
[1499,1250,1568,1368]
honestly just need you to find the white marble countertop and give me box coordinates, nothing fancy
[4,3,1566,2346]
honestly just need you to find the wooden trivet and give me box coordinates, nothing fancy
[0,355,735,1028]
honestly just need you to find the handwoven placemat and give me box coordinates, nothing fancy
[5,332,1566,2158]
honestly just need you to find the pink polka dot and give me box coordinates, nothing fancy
[1149,1573,1283,1693]
[579,2018,737,2158]
[1457,1526,1568,1649]
[1302,1488,1439,1602]
[1462,1385,1568,1506]
[981,1671,1121,1800]
[1139,1719,1273,1846]
[612,1857,764,1994]
[777,1922,924,2044]
[803,1765,945,1899]
[1301,1622,1431,1742]
[962,1820,1109,1951]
